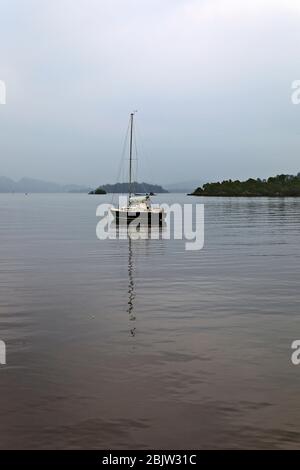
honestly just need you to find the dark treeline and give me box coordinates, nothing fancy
[190,174,300,197]
[90,182,168,194]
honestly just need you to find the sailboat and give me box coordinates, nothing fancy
[110,112,166,225]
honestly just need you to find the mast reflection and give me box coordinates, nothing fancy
[127,236,136,337]
[121,224,165,337]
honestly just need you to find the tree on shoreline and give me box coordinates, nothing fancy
[190,174,300,197]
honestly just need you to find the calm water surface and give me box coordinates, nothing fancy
[0,194,300,449]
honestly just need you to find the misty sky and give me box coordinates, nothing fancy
[1,0,300,186]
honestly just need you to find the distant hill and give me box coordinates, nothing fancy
[0,177,92,193]
[190,174,300,197]
[0,177,168,194]
[96,182,168,194]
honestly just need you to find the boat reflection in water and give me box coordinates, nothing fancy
[116,224,166,337]
[127,236,136,337]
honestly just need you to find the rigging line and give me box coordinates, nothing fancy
[111,117,131,206]
[133,119,139,193]
[134,119,149,194]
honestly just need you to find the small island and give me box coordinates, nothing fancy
[88,187,107,195]
[89,182,168,195]
[189,174,300,197]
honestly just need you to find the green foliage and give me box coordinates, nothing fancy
[89,187,106,195]
[191,174,300,197]
[100,182,168,194]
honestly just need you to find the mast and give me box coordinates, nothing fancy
[128,112,134,201]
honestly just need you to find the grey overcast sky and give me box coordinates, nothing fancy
[1,0,300,186]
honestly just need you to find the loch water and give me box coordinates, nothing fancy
[0,193,299,449]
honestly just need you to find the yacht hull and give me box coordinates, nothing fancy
[111,208,165,225]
